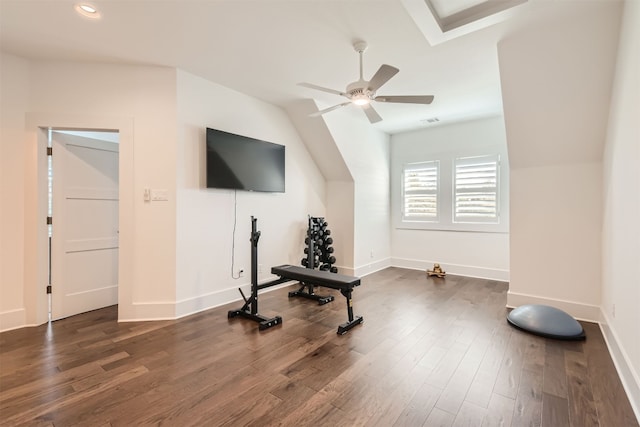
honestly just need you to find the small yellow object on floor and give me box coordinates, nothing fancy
[427,263,446,278]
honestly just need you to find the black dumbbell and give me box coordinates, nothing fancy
[325,246,334,253]
[301,258,308,267]
[330,266,338,273]
[324,237,333,245]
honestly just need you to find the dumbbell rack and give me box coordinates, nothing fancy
[288,216,338,305]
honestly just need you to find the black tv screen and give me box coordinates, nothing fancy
[206,128,285,192]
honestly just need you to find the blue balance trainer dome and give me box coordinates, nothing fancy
[507,304,585,340]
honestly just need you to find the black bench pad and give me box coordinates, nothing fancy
[271,264,360,289]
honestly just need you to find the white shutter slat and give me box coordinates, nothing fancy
[454,155,499,223]
[403,161,439,220]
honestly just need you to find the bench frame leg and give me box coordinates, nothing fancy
[337,288,364,335]
[288,282,335,305]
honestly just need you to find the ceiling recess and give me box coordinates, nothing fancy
[401,0,528,45]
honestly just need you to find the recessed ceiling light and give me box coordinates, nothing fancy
[75,3,101,19]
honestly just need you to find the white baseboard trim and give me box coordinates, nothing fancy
[117,301,177,322]
[506,291,600,322]
[354,258,392,277]
[0,308,27,333]
[174,280,295,320]
[119,280,295,323]
[599,309,640,422]
[390,257,509,282]
[118,285,254,322]
[332,265,354,276]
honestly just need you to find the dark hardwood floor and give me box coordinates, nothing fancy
[1,268,637,426]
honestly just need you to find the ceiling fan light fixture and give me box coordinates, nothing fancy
[352,95,371,106]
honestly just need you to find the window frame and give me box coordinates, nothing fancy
[453,154,500,224]
[401,160,440,223]
[396,149,508,233]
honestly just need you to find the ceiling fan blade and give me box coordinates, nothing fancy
[374,95,434,104]
[362,103,382,123]
[309,102,351,117]
[367,64,399,92]
[298,82,346,97]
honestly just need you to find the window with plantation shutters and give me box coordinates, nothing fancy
[454,155,499,223]
[402,161,439,221]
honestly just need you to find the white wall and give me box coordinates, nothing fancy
[0,54,30,330]
[390,116,510,280]
[601,0,640,415]
[323,111,391,276]
[285,99,356,273]
[508,163,602,318]
[0,56,336,328]
[31,62,179,321]
[326,180,355,271]
[175,70,326,316]
[0,56,180,326]
[498,1,622,320]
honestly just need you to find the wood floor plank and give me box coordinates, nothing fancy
[492,330,527,400]
[392,382,441,427]
[542,340,568,399]
[564,350,598,427]
[452,401,487,427]
[481,392,515,427]
[512,366,543,427]
[424,407,456,427]
[1,268,637,427]
[362,363,432,427]
[541,392,570,427]
[581,322,638,427]
[464,322,513,408]
[434,337,487,414]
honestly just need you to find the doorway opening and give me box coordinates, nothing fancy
[47,129,120,321]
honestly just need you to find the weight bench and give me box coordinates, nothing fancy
[228,264,363,335]
[274,265,363,334]
[227,217,363,335]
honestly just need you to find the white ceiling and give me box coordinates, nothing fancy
[0,0,589,134]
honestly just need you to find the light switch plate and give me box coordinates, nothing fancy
[151,189,168,201]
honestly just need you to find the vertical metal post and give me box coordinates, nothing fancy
[306,215,314,270]
[250,216,260,315]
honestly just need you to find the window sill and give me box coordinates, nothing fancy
[396,220,508,234]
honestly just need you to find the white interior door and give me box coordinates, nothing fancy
[51,132,119,320]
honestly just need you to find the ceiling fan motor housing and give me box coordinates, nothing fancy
[346,82,374,104]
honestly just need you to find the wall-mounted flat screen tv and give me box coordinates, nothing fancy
[206,127,285,193]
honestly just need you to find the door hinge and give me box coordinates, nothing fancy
[46,285,52,294]
[47,147,53,156]
[47,216,53,225]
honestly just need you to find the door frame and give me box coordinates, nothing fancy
[50,131,120,320]
[24,113,134,326]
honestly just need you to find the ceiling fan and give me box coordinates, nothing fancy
[298,41,434,124]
